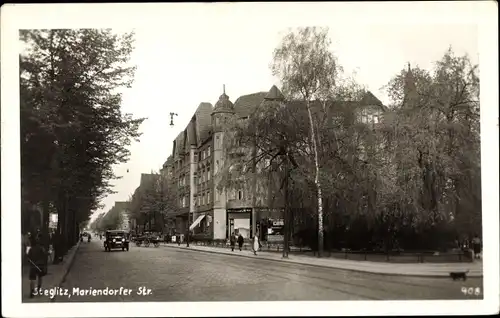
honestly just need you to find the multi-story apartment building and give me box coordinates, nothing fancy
[162,84,387,241]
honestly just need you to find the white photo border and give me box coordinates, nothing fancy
[1,2,498,317]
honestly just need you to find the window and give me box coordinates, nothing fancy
[202,193,206,205]
[216,136,220,149]
[207,191,211,203]
[207,146,211,156]
[238,190,242,200]
[215,190,219,202]
[215,117,220,126]
[207,167,211,180]
[373,115,379,124]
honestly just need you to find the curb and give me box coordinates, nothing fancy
[163,244,483,279]
[50,241,81,303]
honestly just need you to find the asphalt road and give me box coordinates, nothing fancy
[49,239,483,302]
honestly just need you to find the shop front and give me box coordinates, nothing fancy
[227,208,251,239]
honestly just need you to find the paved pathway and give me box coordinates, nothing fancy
[48,239,483,302]
[163,243,483,277]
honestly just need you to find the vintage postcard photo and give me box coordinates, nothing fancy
[1,2,498,317]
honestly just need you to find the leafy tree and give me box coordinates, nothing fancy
[270,27,342,255]
[20,29,144,261]
[127,171,178,233]
[99,206,124,230]
[381,48,480,247]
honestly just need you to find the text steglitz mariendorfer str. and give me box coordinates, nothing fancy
[32,286,153,299]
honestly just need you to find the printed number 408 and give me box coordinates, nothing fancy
[461,287,481,296]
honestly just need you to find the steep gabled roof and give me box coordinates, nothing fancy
[233,92,268,118]
[265,85,285,101]
[115,201,129,211]
[361,91,383,106]
[140,173,159,187]
[163,155,173,169]
[194,102,213,145]
[173,131,185,159]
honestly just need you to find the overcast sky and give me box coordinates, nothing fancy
[88,3,482,220]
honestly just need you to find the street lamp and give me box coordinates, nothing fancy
[169,113,178,127]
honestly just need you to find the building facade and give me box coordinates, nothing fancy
[114,201,130,231]
[163,85,386,241]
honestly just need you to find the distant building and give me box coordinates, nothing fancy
[114,201,130,231]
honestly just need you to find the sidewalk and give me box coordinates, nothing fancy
[22,241,81,303]
[163,243,483,278]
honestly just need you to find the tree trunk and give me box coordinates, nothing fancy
[306,100,325,257]
[251,134,258,238]
[54,195,67,263]
[41,200,50,255]
[283,158,290,258]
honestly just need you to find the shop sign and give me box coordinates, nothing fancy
[272,219,284,227]
[227,208,252,213]
[267,235,284,242]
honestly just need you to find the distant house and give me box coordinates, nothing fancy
[114,201,130,231]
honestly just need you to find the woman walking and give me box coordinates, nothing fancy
[230,232,236,251]
[252,233,260,256]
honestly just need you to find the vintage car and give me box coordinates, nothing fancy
[104,230,129,252]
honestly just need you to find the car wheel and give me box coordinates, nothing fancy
[122,247,125,251]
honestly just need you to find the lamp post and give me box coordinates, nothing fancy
[169,113,178,127]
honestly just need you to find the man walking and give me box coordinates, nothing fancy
[27,235,47,298]
[237,233,244,251]
[472,234,481,259]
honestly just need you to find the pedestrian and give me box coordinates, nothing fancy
[27,235,47,298]
[472,234,481,259]
[252,233,260,256]
[237,233,244,251]
[230,232,236,251]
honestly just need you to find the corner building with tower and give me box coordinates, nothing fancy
[162,85,289,242]
[161,83,387,242]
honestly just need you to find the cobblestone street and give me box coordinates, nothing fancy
[38,240,485,302]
